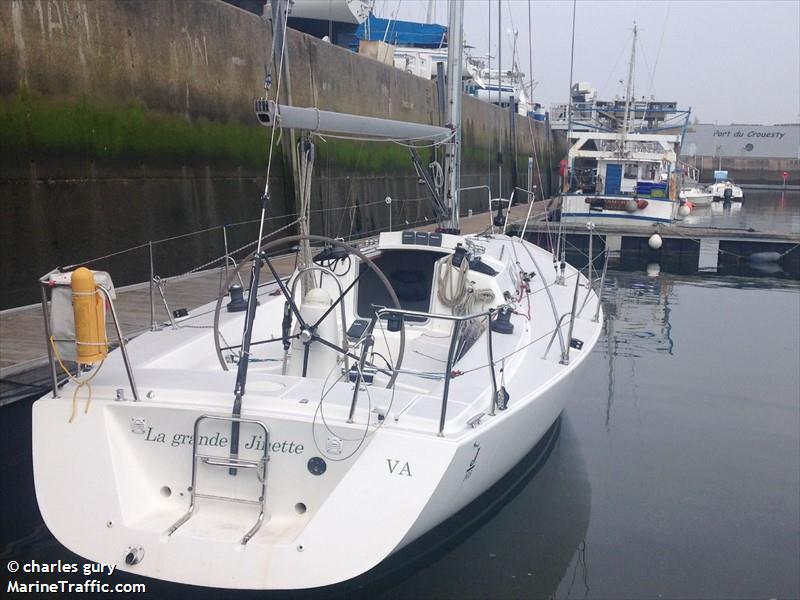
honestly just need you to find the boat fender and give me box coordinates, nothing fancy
[648,233,663,250]
[625,199,638,213]
[748,251,781,263]
[637,199,648,210]
[70,267,108,364]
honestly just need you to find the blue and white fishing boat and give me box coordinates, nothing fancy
[560,25,691,227]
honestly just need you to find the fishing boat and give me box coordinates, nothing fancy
[559,25,691,227]
[31,1,603,590]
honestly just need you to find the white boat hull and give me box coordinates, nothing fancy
[33,354,591,589]
[709,181,744,201]
[680,188,713,206]
[561,193,677,226]
[32,234,603,590]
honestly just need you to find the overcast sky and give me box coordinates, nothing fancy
[378,0,800,125]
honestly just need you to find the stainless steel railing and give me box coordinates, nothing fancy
[349,306,500,436]
[39,276,140,401]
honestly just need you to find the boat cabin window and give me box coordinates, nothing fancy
[356,249,445,322]
[623,163,639,179]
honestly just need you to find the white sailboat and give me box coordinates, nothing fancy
[31,1,603,590]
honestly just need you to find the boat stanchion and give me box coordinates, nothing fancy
[560,269,582,365]
[348,328,375,424]
[97,285,139,401]
[486,311,498,417]
[39,280,60,398]
[438,320,463,437]
[148,241,160,332]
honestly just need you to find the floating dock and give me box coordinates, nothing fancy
[516,218,800,277]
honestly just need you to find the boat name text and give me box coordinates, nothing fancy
[138,427,304,454]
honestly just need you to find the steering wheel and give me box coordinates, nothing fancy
[213,234,405,387]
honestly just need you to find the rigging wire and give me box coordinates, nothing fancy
[650,1,671,97]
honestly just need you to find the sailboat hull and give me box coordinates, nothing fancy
[32,335,594,590]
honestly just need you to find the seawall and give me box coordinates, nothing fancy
[694,156,799,185]
[1,0,562,309]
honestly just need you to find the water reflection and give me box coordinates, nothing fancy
[567,272,800,599]
[601,272,676,359]
[683,189,800,235]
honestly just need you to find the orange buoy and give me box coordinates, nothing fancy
[70,267,108,364]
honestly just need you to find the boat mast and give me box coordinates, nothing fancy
[442,0,464,232]
[620,22,637,153]
[498,0,502,107]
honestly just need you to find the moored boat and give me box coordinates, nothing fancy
[709,172,745,202]
[680,185,713,206]
[559,25,690,228]
[31,0,603,590]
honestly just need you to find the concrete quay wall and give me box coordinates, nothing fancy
[695,156,799,185]
[1,0,561,309]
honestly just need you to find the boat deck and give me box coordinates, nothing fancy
[0,203,543,392]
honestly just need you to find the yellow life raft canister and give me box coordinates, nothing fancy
[70,267,108,363]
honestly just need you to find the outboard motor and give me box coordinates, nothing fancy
[723,186,733,202]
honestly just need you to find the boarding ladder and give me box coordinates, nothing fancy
[166,415,270,545]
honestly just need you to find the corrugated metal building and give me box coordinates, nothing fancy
[683,124,800,159]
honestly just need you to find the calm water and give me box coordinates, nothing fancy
[2,223,799,598]
[681,188,800,235]
[366,271,800,600]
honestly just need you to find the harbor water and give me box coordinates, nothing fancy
[1,193,798,599]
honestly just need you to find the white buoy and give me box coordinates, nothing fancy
[648,233,663,249]
[678,204,691,217]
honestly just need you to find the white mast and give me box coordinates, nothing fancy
[443,0,464,232]
[620,22,637,153]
